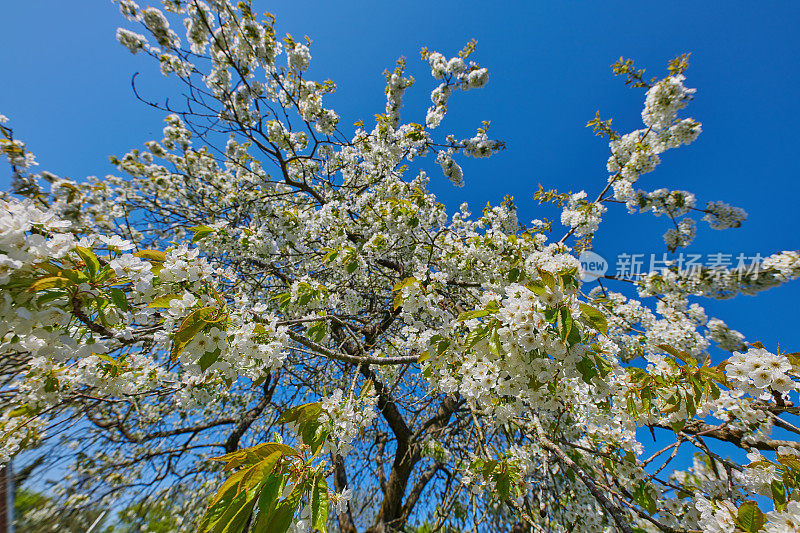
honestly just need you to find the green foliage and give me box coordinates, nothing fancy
[610,57,654,88]
[737,501,766,532]
[115,499,182,533]
[533,184,572,207]
[277,402,328,455]
[199,442,320,533]
[171,306,219,360]
[624,344,726,424]
[586,111,620,140]
[200,418,334,533]
[667,53,691,76]
[14,488,112,533]
[190,225,216,242]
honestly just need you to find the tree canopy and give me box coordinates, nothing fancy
[1,1,800,532]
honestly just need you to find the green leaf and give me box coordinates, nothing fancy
[205,469,249,516]
[640,386,652,413]
[251,474,285,531]
[303,426,329,456]
[171,306,215,360]
[108,287,129,311]
[457,309,490,322]
[7,404,32,418]
[33,261,63,275]
[557,307,572,341]
[670,419,686,433]
[75,246,100,279]
[777,455,800,472]
[494,471,511,500]
[218,497,258,533]
[346,261,358,274]
[237,453,284,494]
[537,269,555,288]
[210,443,299,471]
[699,366,725,382]
[566,321,582,346]
[558,271,576,291]
[199,349,221,371]
[632,482,656,515]
[310,475,329,533]
[626,395,638,417]
[27,276,73,292]
[524,281,546,295]
[134,249,167,262]
[190,225,215,243]
[276,402,323,426]
[322,248,339,263]
[771,479,787,509]
[147,293,183,308]
[689,373,704,401]
[579,303,608,334]
[430,337,450,357]
[268,480,307,533]
[464,326,487,349]
[488,326,502,355]
[685,390,696,419]
[657,344,697,367]
[60,269,89,284]
[480,459,497,480]
[308,322,327,343]
[277,402,329,452]
[200,455,278,533]
[198,484,237,533]
[594,354,612,378]
[575,357,597,383]
[204,452,282,528]
[737,501,765,533]
[44,375,59,393]
[207,484,258,533]
[358,379,374,400]
[663,393,681,414]
[36,290,68,304]
[392,277,417,292]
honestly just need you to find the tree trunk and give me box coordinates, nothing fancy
[0,464,10,533]
[369,442,420,532]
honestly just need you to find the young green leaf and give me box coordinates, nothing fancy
[737,501,765,533]
[75,246,100,279]
[310,475,329,533]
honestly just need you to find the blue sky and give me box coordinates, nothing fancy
[2,3,799,371]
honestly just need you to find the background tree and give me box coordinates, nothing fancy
[1,1,799,532]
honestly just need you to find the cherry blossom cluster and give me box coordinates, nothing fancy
[642,74,696,130]
[639,250,800,299]
[424,48,490,129]
[703,200,748,229]
[725,346,797,396]
[628,187,696,216]
[319,388,378,457]
[560,191,607,237]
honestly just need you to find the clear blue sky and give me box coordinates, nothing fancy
[2,2,799,352]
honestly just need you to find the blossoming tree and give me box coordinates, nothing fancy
[2,1,800,532]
